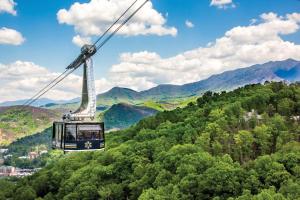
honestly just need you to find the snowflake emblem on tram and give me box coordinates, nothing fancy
[85,141,92,149]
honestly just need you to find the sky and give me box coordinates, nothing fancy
[0,0,300,103]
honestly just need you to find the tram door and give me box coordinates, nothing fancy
[53,122,105,151]
[52,122,64,149]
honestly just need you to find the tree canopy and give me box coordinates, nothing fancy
[1,82,300,200]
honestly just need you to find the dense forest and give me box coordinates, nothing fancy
[0,82,299,200]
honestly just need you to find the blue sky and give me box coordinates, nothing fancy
[0,0,300,102]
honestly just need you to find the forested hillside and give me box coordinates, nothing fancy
[103,103,158,130]
[1,82,299,200]
[0,106,60,146]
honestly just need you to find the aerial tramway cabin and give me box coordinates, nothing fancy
[52,122,105,152]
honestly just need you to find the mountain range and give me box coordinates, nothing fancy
[1,59,299,107]
[98,58,300,104]
[0,98,80,107]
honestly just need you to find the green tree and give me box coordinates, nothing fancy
[14,186,37,200]
[0,179,15,199]
[278,98,295,116]
[198,160,244,199]
[234,130,254,163]
[269,114,286,153]
[279,179,300,199]
[253,125,272,156]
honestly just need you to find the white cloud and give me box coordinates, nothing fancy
[107,12,300,90]
[0,0,16,15]
[57,0,177,43]
[72,35,92,47]
[0,2,25,46]
[210,0,235,9]
[185,20,194,28]
[0,27,25,45]
[0,61,112,102]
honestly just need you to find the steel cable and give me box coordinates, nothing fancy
[96,0,150,51]
[22,69,70,107]
[24,68,77,107]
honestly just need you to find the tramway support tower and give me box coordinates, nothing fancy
[52,45,105,152]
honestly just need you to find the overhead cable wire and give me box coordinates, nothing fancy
[24,68,77,107]
[67,0,140,70]
[22,69,70,107]
[96,0,150,51]
[92,0,140,47]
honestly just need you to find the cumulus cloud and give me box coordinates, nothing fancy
[0,27,25,45]
[0,0,16,15]
[72,35,92,47]
[185,20,194,28]
[57,0,177,43]
[0,61,112,102]
[107,12,300,90]
[0,2,25,46]
[210,0,235,9]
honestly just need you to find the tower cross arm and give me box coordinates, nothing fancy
[67,45,97,70]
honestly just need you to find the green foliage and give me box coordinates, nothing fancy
[0,179,15,200]
[14,186,36,200]
[0,106,59,146]
[2,82,300,200]
[104,103,158,130]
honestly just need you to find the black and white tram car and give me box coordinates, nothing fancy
[52,122,105,152]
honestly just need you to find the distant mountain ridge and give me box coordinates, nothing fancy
[181,58,300,94]
[97,87,142,106]
[0,98,80,107]
[98,59,300,102]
